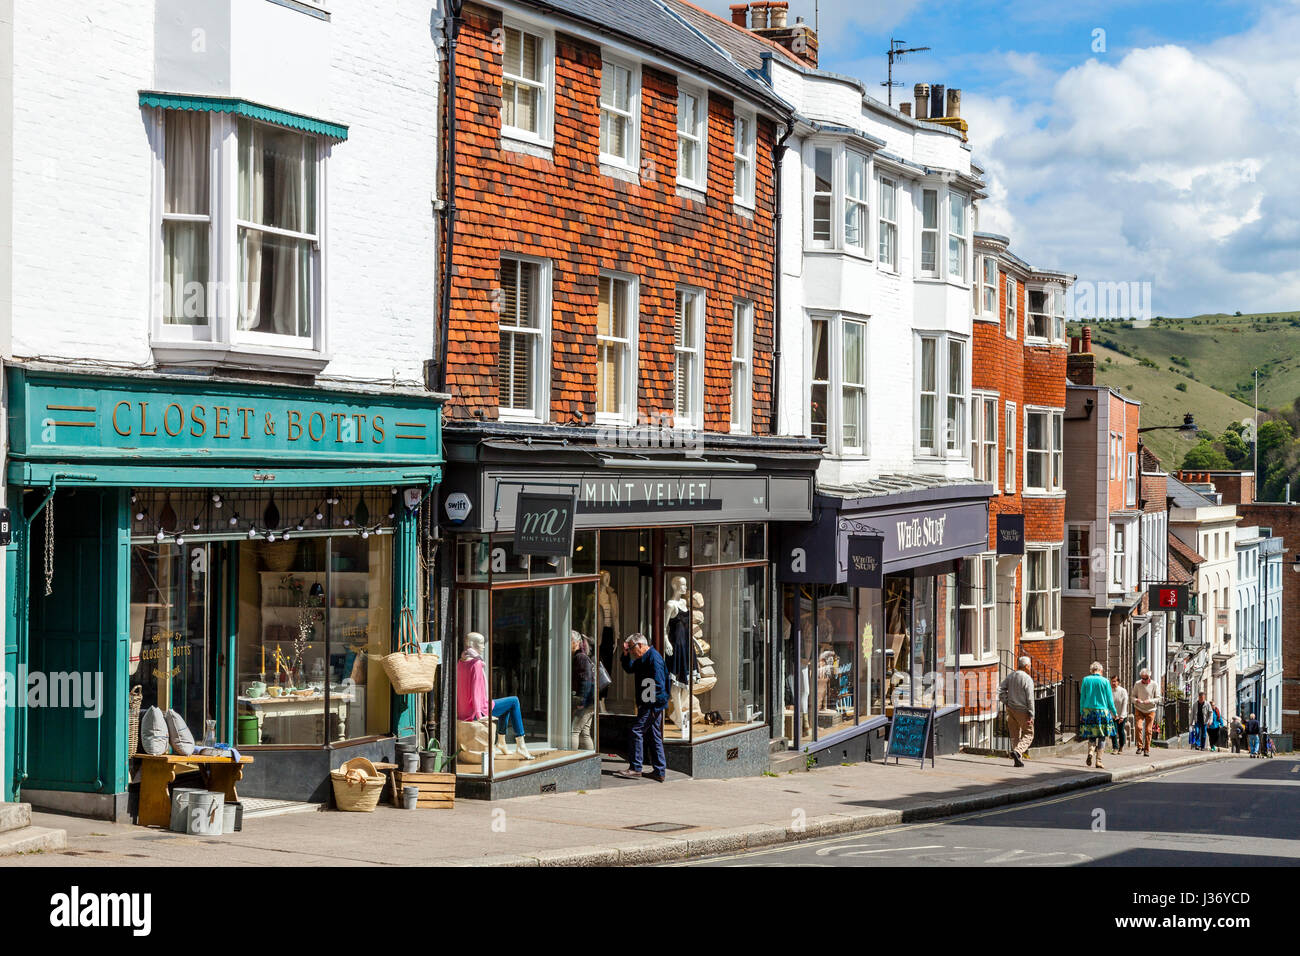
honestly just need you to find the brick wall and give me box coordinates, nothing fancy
[444,4,777,429]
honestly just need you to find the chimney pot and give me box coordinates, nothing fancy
[930,83,945,120]
[770,1,788,28]
[751,2,769,28]
[914,83,930,120]
[900,101,912,116]
[1083,325,1092,351]
[946,87,961,118]
[730,4,748,27]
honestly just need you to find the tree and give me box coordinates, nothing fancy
[1181,440,1231,470]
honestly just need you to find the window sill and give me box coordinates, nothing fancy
[1020,630,1064,641]
[959,654,999,667]
[676,182,707,202]
[803,247,872,263]
[733,202,754,219]
[150,340,330,375]
[595,413,637,428]
[599,160,639,184]
[973,314,1000,324]
[1021,489,1066,498]
[503,135,554,160]
[499,411,545,425]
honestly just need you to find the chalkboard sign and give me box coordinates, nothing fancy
[885,706,935,767]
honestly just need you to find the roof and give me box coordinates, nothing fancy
[819,473,992,500]
[661,0,802,73]
[1140,446,1162,471]
[1168,531,1206,569]
[520,0,788,113]
[1167,475,1217,509]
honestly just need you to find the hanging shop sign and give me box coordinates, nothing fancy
[515,492,578,557]
[1182,613,1206,647]
[845,535,884,589]
[7,369,442,466]
[885,705,935,768]
[995,513,1025,555]
[1149,583,1188,614]
[776,507,839,584]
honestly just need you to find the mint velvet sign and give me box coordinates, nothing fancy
[515,492,577,557]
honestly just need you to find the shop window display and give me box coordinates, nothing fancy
[588,530,652,717]
[813,584,856,737]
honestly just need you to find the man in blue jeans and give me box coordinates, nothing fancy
[1245,713,1261,757]
[615,633,668,782]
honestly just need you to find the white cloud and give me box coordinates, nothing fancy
[695,0,922,60]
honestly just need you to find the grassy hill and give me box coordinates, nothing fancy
[1069,311,1299,469]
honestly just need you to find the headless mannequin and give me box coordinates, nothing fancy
[585,571,620,711]
[459,631,533,760]
[665,575,692,738]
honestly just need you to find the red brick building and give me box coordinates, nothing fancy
[965,232,1072,745]
[433,0,821,799]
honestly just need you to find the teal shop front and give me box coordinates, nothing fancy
[3,367,443,818]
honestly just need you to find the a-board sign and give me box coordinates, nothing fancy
[885,705,935,767]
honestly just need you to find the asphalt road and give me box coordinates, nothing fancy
[692,756,1300,867]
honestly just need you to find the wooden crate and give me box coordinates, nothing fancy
[392,770,455,810]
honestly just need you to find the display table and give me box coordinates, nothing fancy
[136,753,254,828]
[239,691,357,744]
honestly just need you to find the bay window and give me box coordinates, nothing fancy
[948,193,968,281]
[811,316,829,442]
[1027,288,1050,339]
[971,393,998,483]
[599,58,638,168]
[916,333,968,457]
[674,287,704,427]
[806,142,875,254]
[844,151,869,252]
[920,188,939,276]
[1025,408,1064,493]
[810,313,869,454]
[596,273,636,423]
[1111,523,1127,591]
[162,110,211,327]
[842,319,867,452]
[811,147,833,244]
[733,111,756,206]
[947,339,966,451]
[498,256,549,420]
[502,23,551,142]
[1024,546,1062,637]
[677,85,707,189]
[731,299,753,433]
[1005,276,1017,338]
[1053,289,1067,341]
[975,255,998,318]
[959,554,997,660]
[878,177,897,268]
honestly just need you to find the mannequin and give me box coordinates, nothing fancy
[781,614,812,738]
[664,576,693,738]
[457,632,533,760]
[570,630,595,750]
[585,571,620,707]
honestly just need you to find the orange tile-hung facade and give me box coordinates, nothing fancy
[970,266,1068,693]
[443,3,778,430]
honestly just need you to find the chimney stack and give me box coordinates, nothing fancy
[930,83,945,122]
[1067,324,1096,385]
[750,2,769,28]
[730,4,748,26]
[745,2,817,68]
[770,2,788,28]
[946,87,961,118]
[899,101,912,116]
[914,83,930,119]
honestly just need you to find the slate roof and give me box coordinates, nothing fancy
[819,473,991,499]
[1166,475,1217,508]
[517,0,788,113]
[662,0,803,73]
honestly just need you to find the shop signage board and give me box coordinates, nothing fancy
[1149,584,1188,614]
[776,506,839,583]
[8,369,442,467]
[995,513,1025,555]
[885,706,935,768]
[845,535,884,589]
[1182,613,1206,647]
[882,501,987,569]
[515,492,577,557]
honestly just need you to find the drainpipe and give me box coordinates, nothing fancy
[436,0,464,393]
[770,120,793,435]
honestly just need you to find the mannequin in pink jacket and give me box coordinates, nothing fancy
[457,632,533,760]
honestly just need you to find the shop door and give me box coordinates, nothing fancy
[25,490,121,794]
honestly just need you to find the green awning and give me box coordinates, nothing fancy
[139,91,348,141]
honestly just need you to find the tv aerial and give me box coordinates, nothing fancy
[883,38,931,108]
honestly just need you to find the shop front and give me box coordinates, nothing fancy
[439,435,819,800]
[775,482,992,764]
[3,367,443,817]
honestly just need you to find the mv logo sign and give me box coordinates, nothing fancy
[515,492,577,558]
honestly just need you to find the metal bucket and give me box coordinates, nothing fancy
[402,786,419,809]
[169,788,204,832]
[187,791,225,836]
[419,750,444,773]
[401,751,420,773]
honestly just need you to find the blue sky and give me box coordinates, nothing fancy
[699,0,1300,318]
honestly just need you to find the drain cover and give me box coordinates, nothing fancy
[626,821,693,833]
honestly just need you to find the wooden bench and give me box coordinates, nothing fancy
[136,753,255,828]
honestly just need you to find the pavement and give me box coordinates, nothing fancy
[692,755,1300,867]
[7,746,1228,867]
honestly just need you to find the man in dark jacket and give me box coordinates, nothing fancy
[1192,692,1213,751]
[615,633,668,781]
[1245,713,1262,757]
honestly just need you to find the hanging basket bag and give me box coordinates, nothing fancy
[127,685,143,756]
[330,756,386,812]
[379,609,439,694]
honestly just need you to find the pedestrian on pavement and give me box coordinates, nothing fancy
[570,631,596,751]
[1192,692,1213,751]
[1245,713,1261,757]
[1079,662,1117,769]
[1130,669,1161,756]
[999,656,1035,768]
[1109,676,1130,754]
[1230,715,1244,754]
[1208,702,1224,752]
[615,633,668,781]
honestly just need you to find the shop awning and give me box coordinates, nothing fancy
[139,91,349,141]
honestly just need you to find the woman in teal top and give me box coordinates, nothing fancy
[1078,661,1117,768]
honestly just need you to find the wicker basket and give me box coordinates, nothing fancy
[330,756,385,812]
[379,609,438,694]
[127,686,143,756]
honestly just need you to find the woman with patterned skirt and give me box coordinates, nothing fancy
[1078,661,1117,769]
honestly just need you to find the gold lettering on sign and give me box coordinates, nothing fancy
[352,413,367,442]
[112,401,132,437]
[264,412,275,436]
[331,412,346,442]
[139,402,157,437]
[372,415,385,444]
[163,403,184,437]
[287,410,302,441]
[237,407,255,439]
[308,411,325,442]
[190,405,207,438]
[214,406,231,439]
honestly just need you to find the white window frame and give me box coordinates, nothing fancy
[810,314,829,443]
[673,286,705,428]
[732,109,756,208]
[844,150,870,254]
[970,392,998,484]
[1026,285,1051,341]
[730,299,753,433]
[878,176,898,270]
[1023,545,1062,638]
[676,83,708,191]
[959,553,998,664]
[947,192,968,282]
[1110,521,1129,593]
[1066,523,1093,594]
[1004,275,1017,339]
[497,254,552,423]
[974,254,998,320]
[1052,288,1067,342]
[1126,451,1137,507]
[809,312,870,456]
[914,332,968,458]
[595,270,638,426]
[149,109,329,361]
[841,317,868,454]
[1023,407,1064,494]
[598,56,640,170]
[500,20,554,146]
[805,141,874,257]
[919,187,939,277]
[1004,401,1017,493]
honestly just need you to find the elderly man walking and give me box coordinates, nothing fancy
[1130,669,1161,757]
[999,656,1036,768]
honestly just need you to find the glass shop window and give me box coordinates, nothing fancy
[689,564,768,740]
[813,583,856,738]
